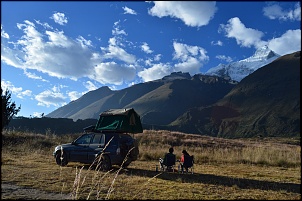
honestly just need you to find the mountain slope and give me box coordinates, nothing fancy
[205,45,280,82]
[46,72,237,126]
[170,51,300,138]
[46,86,114,118]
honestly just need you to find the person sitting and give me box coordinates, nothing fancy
[179,150,194,173]
[159,147,176,172]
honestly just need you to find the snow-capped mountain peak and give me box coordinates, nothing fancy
[240,45,280,62]
[204,46,280,82]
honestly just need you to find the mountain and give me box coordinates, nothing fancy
[45,50,300,138]
[205,45,280,82]
[170,51,300,138]
[46,72,237,126]
[46,86,114,118]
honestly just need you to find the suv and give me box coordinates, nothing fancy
[53,108,142,171]
[53,131,139,171]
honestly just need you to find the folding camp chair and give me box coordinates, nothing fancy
[159,154,176,172]
[178,155,194,174]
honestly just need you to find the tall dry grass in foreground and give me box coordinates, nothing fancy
[1,129,301,200]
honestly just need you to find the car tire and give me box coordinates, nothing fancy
[121,157,132,168]
[99,155,112,171]
[55,151,68,166]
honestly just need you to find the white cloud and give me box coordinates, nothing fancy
[50,12,68,25]
[211,40,223,46]
[92,62,136,85]
[154,54,161,61]
[24,70,49,82]
[2,20,97,80]
[76,36,93,48]
[123,6,137,15]
[138,63,172,82]
[268,29,301,56]
[141,42,153,54]
[102,37,136,64]
[33,112,44,117]
[1,80,32,99]
[174,57,202,75]
[68,91,83,101]
[219,17,264,48]
[1,25,9,39]
[35,20,53,29]
[35,89,66,107]
[172,42,208,74]
[1,18,141,87]
[112,21,127,36]
[216,55,233,63]
[148,1,217,27]
[84,81,98,91]
[263,3,301,21]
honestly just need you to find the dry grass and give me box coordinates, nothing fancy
[1,129,301,200]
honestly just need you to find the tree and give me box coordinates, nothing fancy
[1,87,21,130]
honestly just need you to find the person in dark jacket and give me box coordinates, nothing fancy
[159,147,176,172]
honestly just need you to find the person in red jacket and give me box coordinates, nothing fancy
[179,149,194,173]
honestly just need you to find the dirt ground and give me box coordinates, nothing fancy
[1,182,72,200]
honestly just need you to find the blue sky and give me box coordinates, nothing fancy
[1,1,301,118]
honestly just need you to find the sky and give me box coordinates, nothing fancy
[1,1,301,118]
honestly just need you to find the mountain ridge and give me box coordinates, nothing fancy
[44,50,300,138]
[205,45,280,81]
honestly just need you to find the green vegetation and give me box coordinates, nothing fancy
[1,129,301,200]
[1,88,21,130]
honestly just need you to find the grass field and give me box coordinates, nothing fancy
[1,129,301,200]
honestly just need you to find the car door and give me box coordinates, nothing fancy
[69,133,94,162]
[87,133,105,162]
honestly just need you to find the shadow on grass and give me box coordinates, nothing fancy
[123,167,300,194]
[68,163,300,194]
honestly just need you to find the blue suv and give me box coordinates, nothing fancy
[53,131,139,171]
[53,108,142,171]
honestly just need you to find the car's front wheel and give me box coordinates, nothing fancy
[55,151,68,166]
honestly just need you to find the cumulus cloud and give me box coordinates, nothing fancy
[148,1,217,27]
[138,63,172,82]
[263,2,301,21]
[123,6,137,15]
[68,91,83,101]
[50,12,68,25]
[219,17,264,48]
[172,42,209,74]
[268,29,301,55]
[138,41,209,82]
[2,20,96,80]
[101,37,136,64]
[1,18,139,87]
[1,25,9,39]
[211,40,223,46]
[92,62,136,85]
[84,81,98,91]
[24,70,49,82]
[141,42,153,54]
[112,21,127,36]
[1,80,32,99]
[216,55,233,63]
[35,88,66,107]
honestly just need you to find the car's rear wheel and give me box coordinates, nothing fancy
[55,151,68,166]
[98,155,111,171]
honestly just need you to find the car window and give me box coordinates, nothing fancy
[75,134,93,144]
[92,134,105,146]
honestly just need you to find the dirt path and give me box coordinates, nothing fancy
[1,182,72,200]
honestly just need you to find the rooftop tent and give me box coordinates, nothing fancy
[94,108,143,133]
